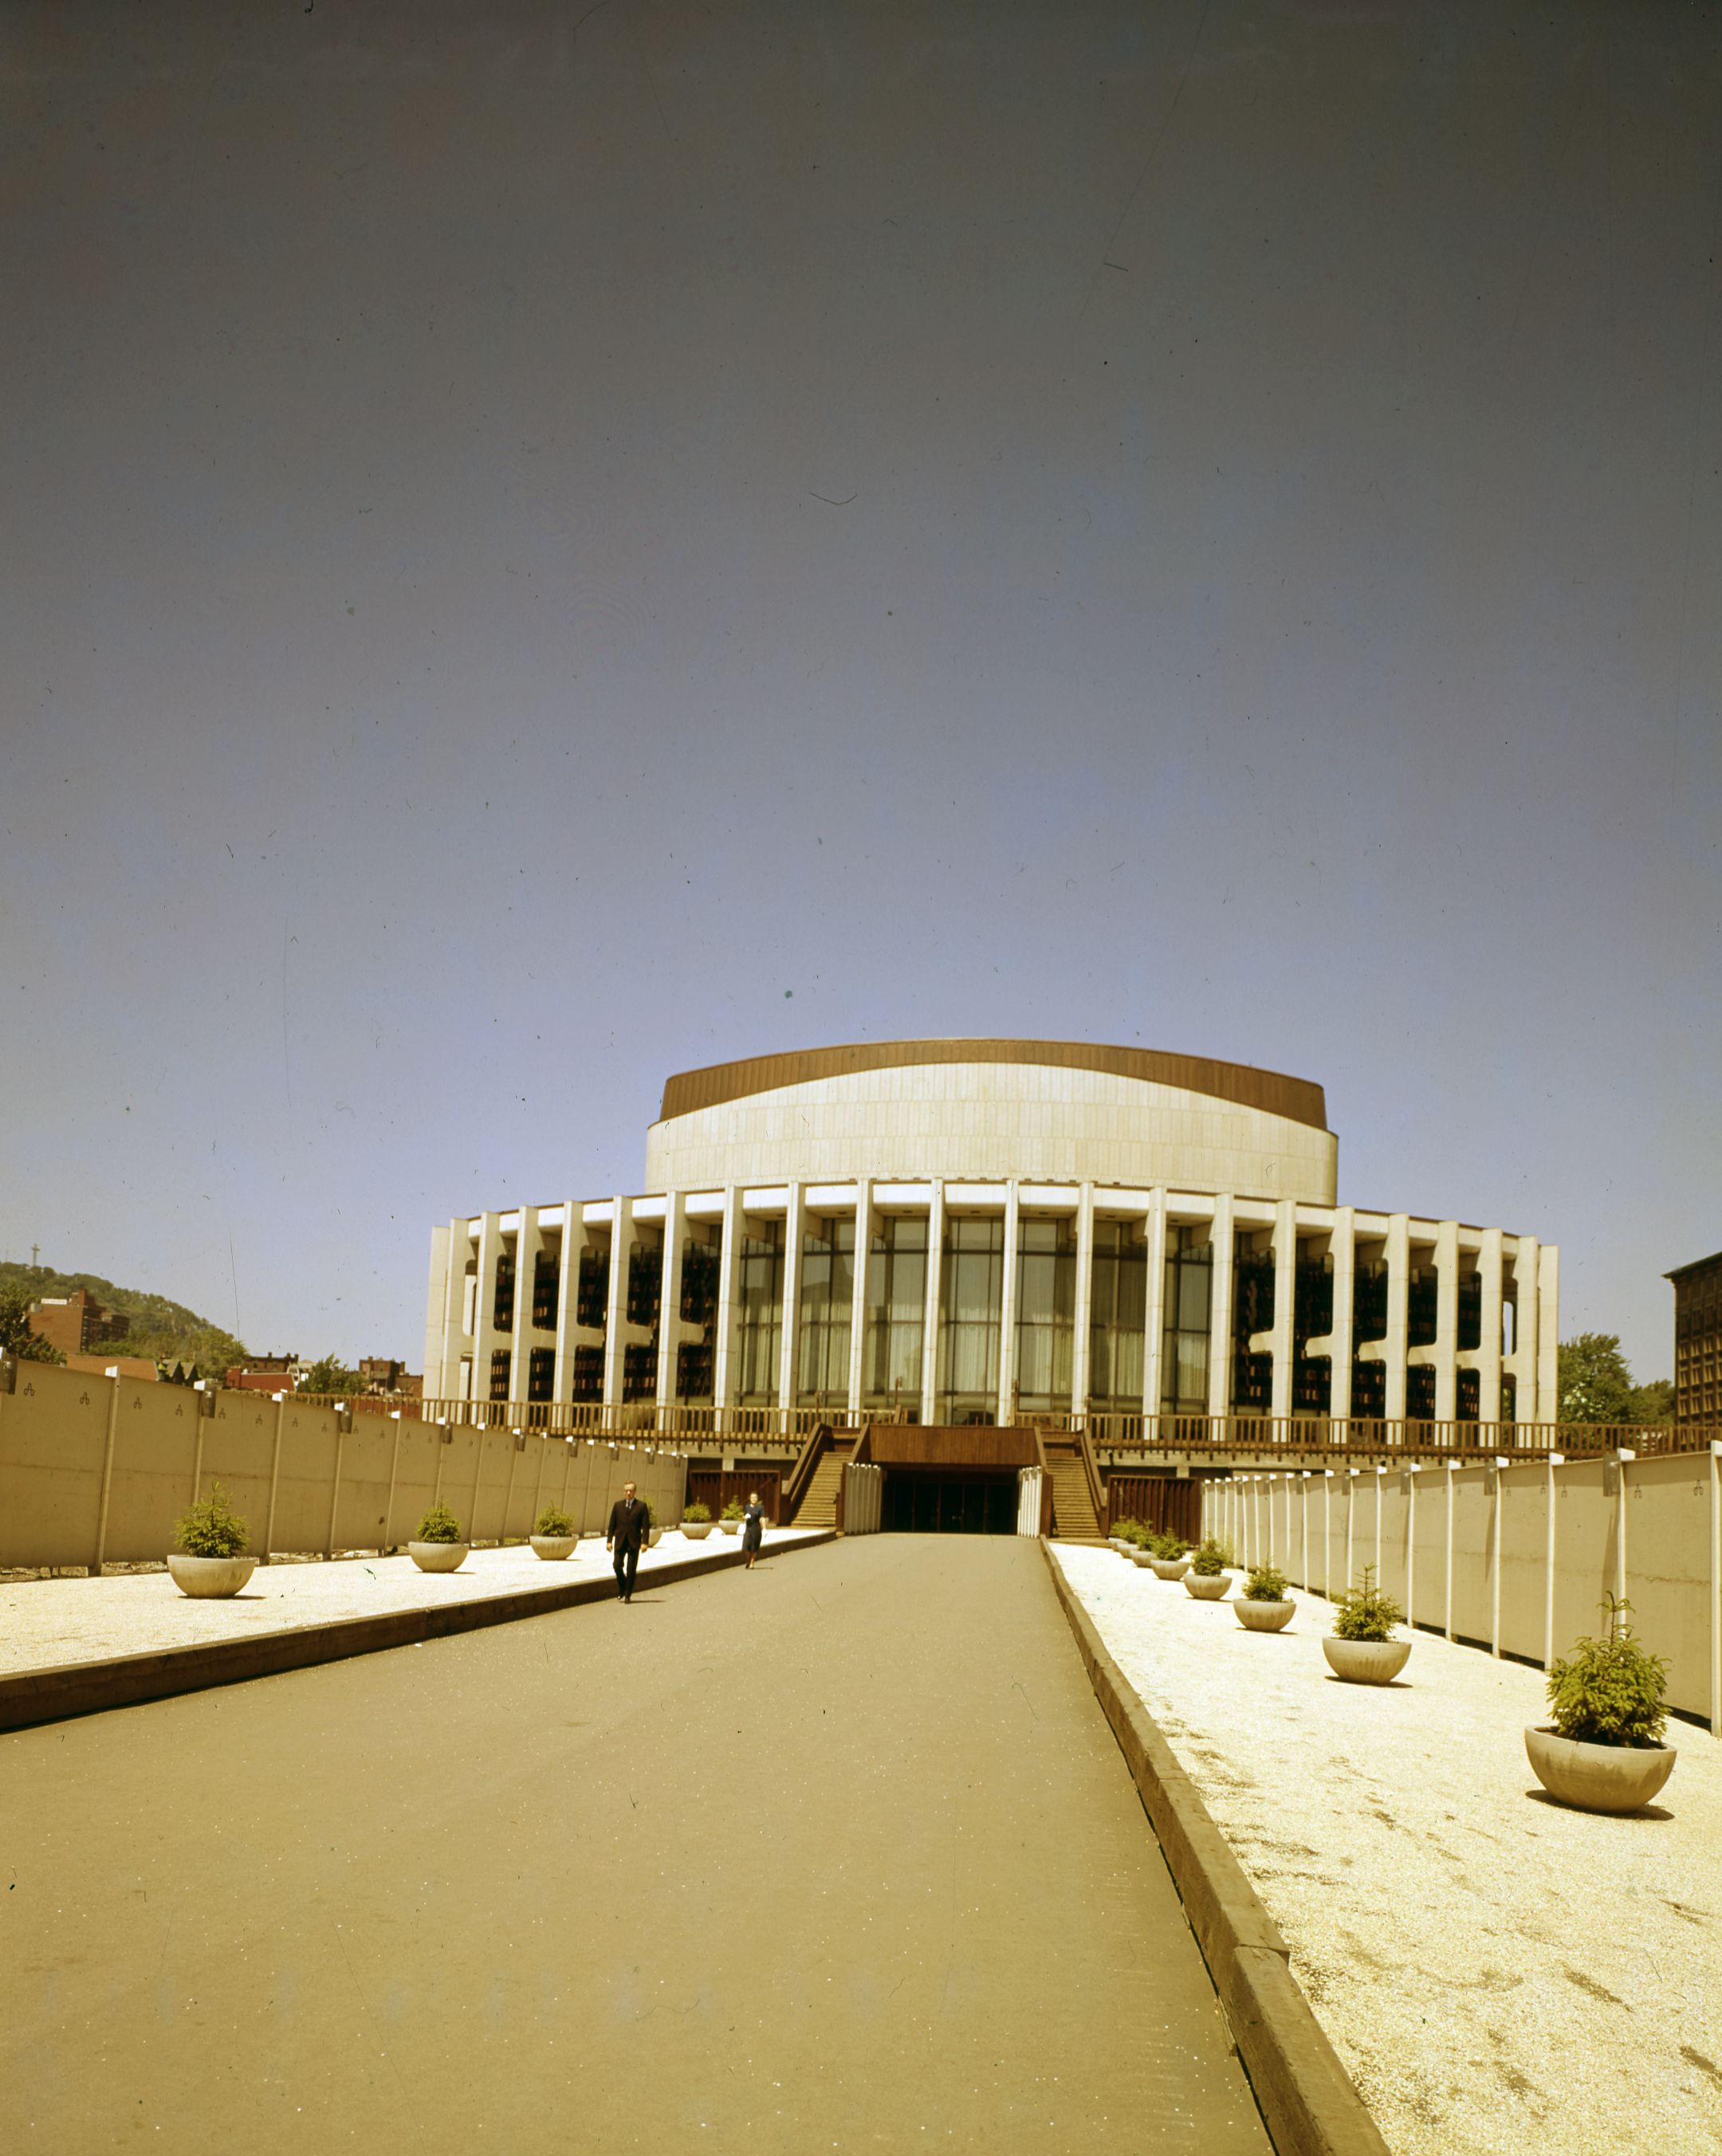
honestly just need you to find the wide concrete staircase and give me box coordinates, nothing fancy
[1040,1438,1105,1544]
[781,1437,855,1530]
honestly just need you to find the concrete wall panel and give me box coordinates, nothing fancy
[0,1363,110,1567]
[1449,1471,1492,1644]
[1497,1463,1551,1665]
[1624,1453,1715,1721]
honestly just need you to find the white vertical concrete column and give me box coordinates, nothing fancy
[778,1182,805,1416]
[921,1180,946,1426]
[1384,1214,1410,1424]
[1206,1195,1236,1423]
[1509,1235,1539,1428]
[472,1212,504,1423]
[1142,1190,1167,1435]
[1536,1243,1561,1425]
[1328,1207,1355,1426]
[1443,1462,1457,1639]
[656,1192,687,1409]
[1433,1219,1460,1423]
[996,1180,1021,1424]
[442,1220,474,1404]
[1545,1452,1562,1671]
[552,1204,589,1402]
[423,1225,452,1399]
[513,1205,545,1411]
[1476,1227,1504,1424]
[713,1186,743,1412]
[1708,1443,1720,1738]
[601,1196,635,1411]
[1405,1466,1418,1630]
[1070,1182,1096,1417]
[1268,1200,1296,1422]
[847,1179,871,1422]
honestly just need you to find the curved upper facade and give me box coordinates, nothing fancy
[647,1039,1338,1203]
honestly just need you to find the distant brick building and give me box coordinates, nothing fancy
[27,1289,129,1359]
[224,1354,300,1393]
[1668,1250,1722,1429]
[360,1358,421,1398]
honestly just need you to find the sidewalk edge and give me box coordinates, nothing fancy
[1041,1538,1389,2156]
[0,1534,835,1734]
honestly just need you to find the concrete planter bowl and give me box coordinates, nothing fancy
[1130,1549,1159,1569]
[647,1527,663,1548]
[1184,1572,1232,1601]
[1525,1726,1677,1814]
[1323,1636,1412,1684]
[529,1534,578,1562]
[681,1522,715,1541]
[408,1541,470,1574]
[1235,1596,1295,1632]
[718,1520,741,1536]
[1150,1556,1189,1581]
[166,1553,258,1599]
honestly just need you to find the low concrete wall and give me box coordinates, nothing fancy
[0,1361,687,1571]
[841,1459,882,1534]
[1205,1446,1722,1731]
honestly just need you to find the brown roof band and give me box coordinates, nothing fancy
[658,1039,1328,1133]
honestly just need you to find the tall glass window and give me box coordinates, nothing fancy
[1232,1238,1273,1415]
[797,1217,855,1408]
[735,1222,784,1406]
[1015,1216,1075,1416]
[863,1215,927,1418]
[676,1227,721,1404]
[938,1216,1004,1424]
[1160,1227,1212,1415]
[1088,1220,1146,1408]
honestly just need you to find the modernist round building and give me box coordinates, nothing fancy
[424,1039,1558,1432]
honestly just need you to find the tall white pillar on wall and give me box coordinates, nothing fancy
[1328,1208,1355,1423]
[1433,1219,1459,1422]
[472,1212,504,1417]
[921,1180,946,1425]
[1207,1194,1235,1421]
[1508,1235,1539,1426]
[656,1192,687,1408]
[778,1181,804,1411]
[1070,1184,1096,1416]
[1142,1190,1167,1430]
[713,1186,743,1409]
[601,1196,635,1410]
[1384,1214,1410,1423]
[424,1224,453,1399]
[996,1181,1022,1424]
[1476,1227,1504,1422]
[552,1205,590,1401]
[439,1218,474,1400]
[1536,1244,1561,1423]
[1269,1200,1296,1420]
[847,1180,872,1420]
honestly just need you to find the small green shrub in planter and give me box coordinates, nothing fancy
[174,1482,249,1558]
[533,1505,576,1539]
[1151,1531,1189,1560]
[1189,1538,1229,1578]
[415,1502,465,1545]
[1243,1561,1289,1603]
[682,1501,713,1525]
[1547,1596,1668,1749]
[1331,1566,1402,1641]
[1113,1515,1144,1542]
[721,1500,745,1520]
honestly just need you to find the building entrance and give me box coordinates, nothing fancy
[881,1471,1016,1536]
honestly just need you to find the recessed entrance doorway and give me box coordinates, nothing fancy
[881,1471,1016,1535]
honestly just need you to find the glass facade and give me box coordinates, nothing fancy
[797,1217,855,1408]
[937,1216,1004,1424]
[1160,1228,1212,1414]
[1014,1216,1075,1416]
[676,1228,721,1404]
[863,1215,926,1416]
[735,1221,784,1406]
[1087,1220,1146,1408]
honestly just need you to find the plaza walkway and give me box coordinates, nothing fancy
[2,1536,1268,2154]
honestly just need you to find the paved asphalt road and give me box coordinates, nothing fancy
[3,1535,1269,2153]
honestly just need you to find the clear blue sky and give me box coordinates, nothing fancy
[3,1,1717,1380]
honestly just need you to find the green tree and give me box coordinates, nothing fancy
[1557,1333,1636,1424]
[297,1355,362,1397]
[0,1284,65,1363]
[1624,1377,1675,1428]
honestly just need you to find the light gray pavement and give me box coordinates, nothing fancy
[0,1530,823,1675]
[2,1534,1268,2154]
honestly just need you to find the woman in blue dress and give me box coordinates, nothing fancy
[742,1490,766,1569]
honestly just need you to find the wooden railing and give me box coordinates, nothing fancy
[1079,1412,1715,1461]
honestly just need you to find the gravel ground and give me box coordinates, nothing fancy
[0,1530,816,1675]
[1052,1543,1722,2156]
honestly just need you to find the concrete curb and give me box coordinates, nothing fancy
[1041,1540,1389,2156]
[0,1533,836,1735]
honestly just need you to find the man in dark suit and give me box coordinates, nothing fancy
[606,1480,650,1602]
